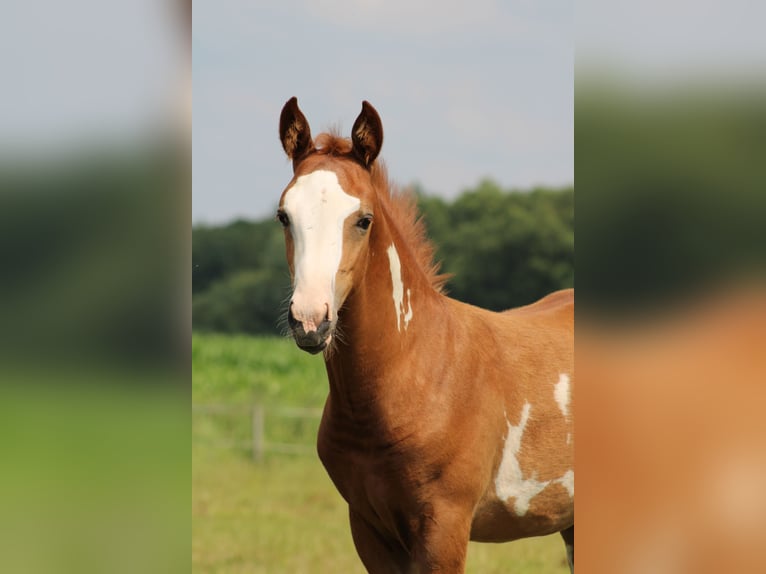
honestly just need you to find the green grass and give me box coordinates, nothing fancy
[193,333,327,407]
[192,333,569,573]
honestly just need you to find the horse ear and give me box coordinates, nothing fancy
[351,101,383,168]
[279,97,314,164]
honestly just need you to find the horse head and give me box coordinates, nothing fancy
[277,97,384,354]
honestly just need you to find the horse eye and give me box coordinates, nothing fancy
[356,216,372,231]
[276,211,290,227]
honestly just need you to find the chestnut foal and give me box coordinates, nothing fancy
[276,97,574,573]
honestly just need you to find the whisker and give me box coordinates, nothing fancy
[275,285,294,340]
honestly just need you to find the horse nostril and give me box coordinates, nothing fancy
[317,316,332,338]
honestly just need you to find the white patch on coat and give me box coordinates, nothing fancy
[386,244,413,331]
[403,288,413,327]
[282,170,360,317]
[555,469,575,497]
[495,402,551,516]
[554,373,571,418]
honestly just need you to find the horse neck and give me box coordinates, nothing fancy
[324,200,444,412]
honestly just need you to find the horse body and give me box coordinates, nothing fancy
[277,98,573,573]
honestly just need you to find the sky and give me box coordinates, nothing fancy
[3,1,764,225]
[192,0,574,223]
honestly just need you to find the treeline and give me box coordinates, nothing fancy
[192,180,574,335]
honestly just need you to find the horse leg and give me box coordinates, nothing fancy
[410,502,472,573]
[349,508,409,574]
[560,525,574,573]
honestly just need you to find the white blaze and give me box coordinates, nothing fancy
[495,403,551,516]
[386,243,413,331]
[282,170,360,317]
[555,373,571,418]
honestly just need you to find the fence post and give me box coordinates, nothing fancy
[252,404,265,462]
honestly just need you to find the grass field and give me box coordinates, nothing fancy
[192,332,569,573]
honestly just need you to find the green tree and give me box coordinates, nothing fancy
[192,219,285,295]
[420,181,573,310]
[192,218,289,334]
[192,269,290,334]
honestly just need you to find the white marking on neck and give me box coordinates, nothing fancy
[555,373,570,418]
[386,243,413,331]
[282,170,360,310]
[495,402,551,516]
[403,288,413,327]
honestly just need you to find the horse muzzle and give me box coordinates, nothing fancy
[287,305,334,354]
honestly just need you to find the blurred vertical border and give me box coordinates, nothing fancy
[577,1,766,572]
[0,1,190,573]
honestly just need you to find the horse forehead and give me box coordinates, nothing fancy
[283,170,360,219]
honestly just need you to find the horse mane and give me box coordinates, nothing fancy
[314,131,449,294]
[371,163,450,294]
[314,131,354,157]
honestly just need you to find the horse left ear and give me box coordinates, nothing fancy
[351,101,384,168]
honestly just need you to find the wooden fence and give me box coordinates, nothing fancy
[192,403,323,462]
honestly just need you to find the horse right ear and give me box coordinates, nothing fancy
[279,97,314,165]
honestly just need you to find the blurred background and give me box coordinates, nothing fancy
[576,1,766,572]
[0,0,189,573]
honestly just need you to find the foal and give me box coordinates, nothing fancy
[276,97,574,573]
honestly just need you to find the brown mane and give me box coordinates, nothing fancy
[314,131,449,293]
[314,131,354,157]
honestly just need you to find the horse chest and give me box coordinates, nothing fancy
[317,417,442,516]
